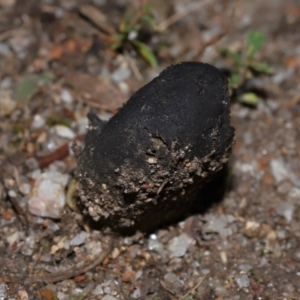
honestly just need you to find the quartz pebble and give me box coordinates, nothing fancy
[275,202,294,222]
[54,125,76,139]
[28,171,69,218]
[270,158,290,183]
[31,114,45,130]
[60,88,73,104]
[131,288,141,299]
[92,284,103,296]
[168,233,194,257]
[204,214,236,238]
[235,274,250,288]
[70,231,87,246]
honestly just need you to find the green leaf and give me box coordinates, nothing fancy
[132,40,157,68]
[15,72,53,103]
[238,92,259,105]
[229,73,240,89]
[249,62,273,74]
[110,33,126,50]
[221,48,244,69]
[247,30,266,59]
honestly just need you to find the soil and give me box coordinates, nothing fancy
[0,0,300,299]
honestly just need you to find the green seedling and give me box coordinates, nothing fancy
[111,2,158,68]
[221,30,273,105]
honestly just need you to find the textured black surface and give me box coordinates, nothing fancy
[77,62,235,233]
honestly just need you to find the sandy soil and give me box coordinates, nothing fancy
[0,0,300,299]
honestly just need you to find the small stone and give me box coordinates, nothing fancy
[168,233,194,257]
[235,274,250,288]
[244,220,261,238]
[111,247,120,259]
[131,288,141,299]
[204,214,236,238]
[111,64,131,83]
[147,157,157,164]
[17,290,29,300]
[31,114,45,130]
[54,125,75,139]
[275,202,294,222]
[70,231,87,246]
[201,269,210,275]
[0,283,7,300]
[148,238,163,253]
[60,88,73,104]
[0,89,16,116]
[28,171,69,218]
[57,292,67,300]
[220,251,227,264]
[164,272,177,283]
[270,159,288,183]
[0,43,10,56]
[8,189,17,198]
[239,264,253,272]
[92,284,103,296]
[19,183,31,195]
[0,77,12,88]
[6,231,22,246]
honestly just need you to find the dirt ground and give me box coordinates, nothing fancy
[0,0,300,299]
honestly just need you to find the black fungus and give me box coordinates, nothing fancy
[77,62,235,233]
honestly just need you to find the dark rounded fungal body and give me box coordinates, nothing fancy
[77,62,235,233]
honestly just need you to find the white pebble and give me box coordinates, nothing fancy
[0,283,7,300]
[60,89,73,104]
[70,231,87,246]
[235,274,250,288]
[8,189,17,198]
[19,183,31,195]
[57,292,67,300]
[270,158,289,183]
[54,125,75,139]
[275,202,294,222]
[111,65,131,83]
[92,284,103,296]
[31,114,45,130]
[131,288,141,299]
[28,171,69,218]
[164,272,177,283]
[6,231,22,246]
[148,238,163,252]
[168,233,194,257]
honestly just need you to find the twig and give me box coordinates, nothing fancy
[156,2,209,32]
[79,4,116,35]
[8,193,29,230]
[160,279,175,295]
[39,239,113,284]
[124,51,143,82]
[36,134,84,168]
[178,276,206,300]
[194,30,228,61]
